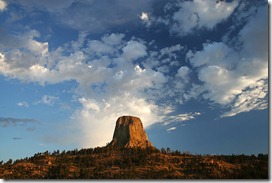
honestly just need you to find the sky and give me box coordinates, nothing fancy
[0,0,269,162]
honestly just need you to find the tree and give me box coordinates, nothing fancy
[6,159,13,165]
[173,150,181,155]
[161,148,166,154]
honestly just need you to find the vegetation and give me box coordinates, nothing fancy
[0,146,268,179]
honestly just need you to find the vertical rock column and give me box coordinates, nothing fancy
[108,116,153,148]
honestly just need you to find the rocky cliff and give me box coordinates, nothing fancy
[108,116,153,148]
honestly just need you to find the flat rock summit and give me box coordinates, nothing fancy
[108,116,153,148]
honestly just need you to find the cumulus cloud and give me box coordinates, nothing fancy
[0,0,7,11]
[121,40,147,61]
[221,80,268,117]
[237,6,268,61]
[185,4,268,116]
[0,0,267,150]
[72,93,168,147]
[0,30,49,84]
[136,43,189,104]
[187,42,238,68]
[170,0,238,36]
[79,98,100,112]
[198,65,238,104]
[0,117,37,127]
[0,29,177,147]
[101,33,125,46]
[176,66,190,79]
[85,40,115,56]
[140,12,149,21]
[146,0,238,37]
[0,30,48,56]
[159,44,184,59]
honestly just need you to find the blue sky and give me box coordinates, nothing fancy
[0,0,269,162]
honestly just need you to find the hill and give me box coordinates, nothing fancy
[0,146,268,179]
[0,116,268,179]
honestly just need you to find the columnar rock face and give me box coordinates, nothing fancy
[108,116,153,148]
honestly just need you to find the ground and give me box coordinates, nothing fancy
[0,146,268,179]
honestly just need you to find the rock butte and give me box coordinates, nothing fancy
[108,116,153,148]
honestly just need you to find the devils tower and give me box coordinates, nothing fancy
[108,116,153,148]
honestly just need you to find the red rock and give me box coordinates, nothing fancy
[108,116,153,148]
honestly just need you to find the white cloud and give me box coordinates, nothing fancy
[0,30,168,98]
[71,93,168,148]
[198,65,238,104]
[102,33,125,46]
[0,31,174,147]
[165,0,238,36]
[166,127,176,132]
[29,64,49,73]
[237,6,268,69]
[121,40,147,61]
[18,30,49,56]
[192,46,267,107]
[172,66,191,92]
[186,4,268,116]
[140,12,149,21]
[0,1,268,149]
[187,42,238,68]
[0,30,50,84]
[221,80,268,117]
[159,44,184,59]
[17,102,29,107]
[85,40,115,56]
[183,84,205,102]
[176,66,190,79]
[164,112,201,125]
[0,0,7,11]
[27,40,48,56]
[79,98,100,112]
[71,31,88,51]
[37,95,59,106]
[134,65,145,73]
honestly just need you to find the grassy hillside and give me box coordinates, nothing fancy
[0,146,268,179]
